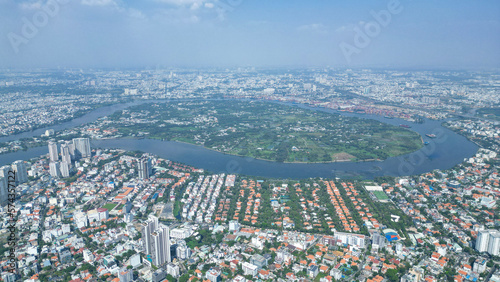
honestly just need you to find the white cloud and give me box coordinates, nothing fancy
[189,14,199,23]
[81,0,117,6]
[148,0,227,24]
[19,0,43,10]
[152,7,204,24]
[335,25,349,33]
[297,23,328,34]
[128,8,146,20]
[190,2,200,10]
[335,23,361,34]
[154,0,206,6]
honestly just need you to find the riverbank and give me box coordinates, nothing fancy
[0,102,119,139]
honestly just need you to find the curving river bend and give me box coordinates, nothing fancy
[0,100,478,179]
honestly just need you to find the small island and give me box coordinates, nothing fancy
[99,100,423,163]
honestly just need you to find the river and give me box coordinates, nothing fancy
[0,101,145,143]
[0,100,478,179]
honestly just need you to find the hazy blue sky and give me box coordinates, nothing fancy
[1,0,499,69]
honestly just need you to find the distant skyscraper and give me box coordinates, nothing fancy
[0,177,6,206]
[475,229,500,255]
[488,231,500,256]
[68,142,76,158]
[60,162,70,178]
[49,162,61,178]
[152,225,170,266]
[0,165,13,205]
[138,157,151,179]
[48,141,59,162]
[11,160,27,184]
[0,166,11,205]
[142,216,158,255]
[73,138,91,158]
[0,166,11,178]
[141,221,150,254]
[60,142,72,165]
[0,165,11,195]
[142,216,170,266]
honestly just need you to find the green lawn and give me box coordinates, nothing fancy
[372,191,389,200]
[102,203,117,210]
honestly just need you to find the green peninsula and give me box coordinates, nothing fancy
[102,100,423,163]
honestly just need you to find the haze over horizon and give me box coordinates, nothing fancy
[1,0,499,69]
